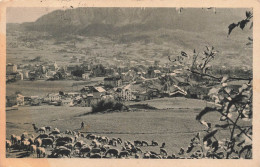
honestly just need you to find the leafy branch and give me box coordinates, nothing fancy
[228,11,253,36]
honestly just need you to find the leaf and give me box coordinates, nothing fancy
[220,115,227,121]
[212,141,219,152]
[196,107,216,121]
[224,87,232,94]
[249,22,253,29]
[226,97,232,101]
[237,140,245,147]
[246,11,252,18]
[241,117,251,122]
[186,143,194,153]
[228,23,238,35]
[229,104,237,112]
[222,83,228,87]
[233,94,249,104]
[215,124,229,129]
[248,37,253,41]
[246,42,252,46]
[200,120,211,128]
[203,129,218,142]
[203,51,209,56]
[206,46,210,51]
[181,51,188,57]
[227,113,232,119]
[206,138,212,146]
[240,19,250,30]
[178,147,185,155]
[221,75,229,83]
[239,145,252,158]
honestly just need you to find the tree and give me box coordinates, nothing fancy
[71,69,84,78]
[167,8,253,159]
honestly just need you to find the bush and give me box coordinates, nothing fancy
[91,99,125,113]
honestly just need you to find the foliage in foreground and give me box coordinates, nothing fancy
[178,77,252,159]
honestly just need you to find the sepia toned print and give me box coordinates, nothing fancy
[5,7,252,159]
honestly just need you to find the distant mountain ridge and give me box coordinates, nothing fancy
[6,8,252,68]
[18,8,249,36]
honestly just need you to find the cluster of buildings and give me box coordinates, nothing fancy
[6,71,190,108]
[8,57,210,108]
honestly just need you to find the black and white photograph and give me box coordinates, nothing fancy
[4,6,253,160]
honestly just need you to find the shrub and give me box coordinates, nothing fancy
[91,99,125,113]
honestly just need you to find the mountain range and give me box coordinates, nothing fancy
[7,8,253,68]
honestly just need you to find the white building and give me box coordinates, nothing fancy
[82,73,90,80]
[114,84,136,101]
[44,93,61,102]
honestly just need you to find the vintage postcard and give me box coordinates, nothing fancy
[0,0,260,167]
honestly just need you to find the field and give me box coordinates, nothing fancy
[126,97,218,109]
[6,101,242,158]
[6,78,104,97]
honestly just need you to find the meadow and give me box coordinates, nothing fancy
[6,78,104,97]
[6,103,244,158]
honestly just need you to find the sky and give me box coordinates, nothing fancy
[6,7,61,23]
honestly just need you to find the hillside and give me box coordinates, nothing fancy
[6,8,252,68]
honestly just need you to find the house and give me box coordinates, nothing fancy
[121,71,135,82]
[82,73,90,80]
[16,94,24,106]
[81,86,106,100]
[186,86,210,99]
[104,77,122,87]
[23,96,41,106]
[6,94,25,106]
[172,69,183,76]
[6,63,17,74]
[114,84,136,101]
[30,96,41,106]
[67,92,81,97]
[135,76,146,84]
[44,93,61,102]
[162,85,187,97]
[147,88,161,99]
[61,98,74,106]
[93,87,106,98]
[135,92,150,101]
[49,62,59,71]
[81,93,101,107]
[22,70,29,79]
[16,72,23,80]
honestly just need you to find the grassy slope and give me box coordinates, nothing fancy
[126,97,218,110]
[6,105,251,157]
[6,27,252,68]
[6,78,104,97]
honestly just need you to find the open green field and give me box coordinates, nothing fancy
[6,103,251,158]
[6,78,104,97]
[126,97,218,110]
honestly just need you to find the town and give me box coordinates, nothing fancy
[6,57,195,108]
